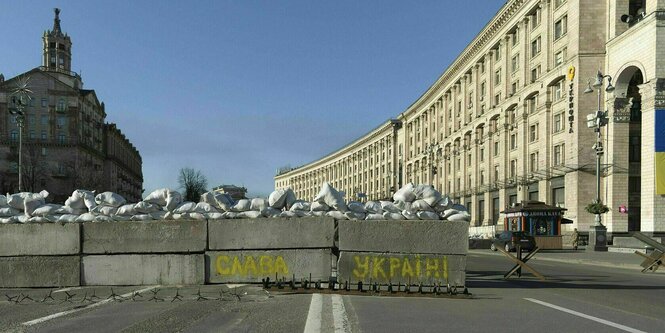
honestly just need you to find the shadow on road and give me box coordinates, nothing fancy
[466,271,665,290]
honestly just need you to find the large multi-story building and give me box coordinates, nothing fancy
[275,0,665,235]
[0,8,143,202]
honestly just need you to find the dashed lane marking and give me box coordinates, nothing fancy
[22,286,160,327]
[524,298,647,333]
[332,294,350,333]
[303,293,322,333]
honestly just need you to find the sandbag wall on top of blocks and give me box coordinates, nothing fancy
[0,218,467,287]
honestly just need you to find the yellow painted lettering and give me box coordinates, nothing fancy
[259,256,273,275]
[232,256,244,275]
[389,257,401,278]
[425,258,440,278]
[401,258,414,278]
[274,256,289,275]
[216,255,231,275]
[415,256,422,277]
[372,257,387,279]
[244,256,258,276]
[443,256,449,282]
[352,256,369,280]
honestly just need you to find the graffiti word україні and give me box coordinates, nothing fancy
[351,255,449,281]
[215,255,289,277]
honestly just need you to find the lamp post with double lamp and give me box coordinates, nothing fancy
[8,76,33,192]
[423,142,441,186]
[583,70,614,251]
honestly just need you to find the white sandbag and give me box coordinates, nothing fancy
[91,205,118,216]
[24,198,45,217]
[113,215,132,221]
[134,201,160,214]
[411,200,434,212]
[417,211,440,220]
[44,215,62,223]
[200,191,233,212]
[382,212,405,220]
[144,188,180,209]
[326,211,348,220]
[174,202,197,214]
[75,213,96,223]
[6,191,48,210]
[116,204,137,216]
[15,215,29,224]
[365,213,384,220]
[380,201,402,213]
[28,216,51,223]
[95,192,126,207]
[413,185,442,206]
[441,209,460,219]
[222,212,238,219]
[313,183,348,212]
[268,188,297,210]
[450,204,468,213]
[0,194,7,207]
[311,211,327,217]
[345,211,366,220]
[289,200,310,212]
[131,214,154,221]
[189,212,207,220]
[164,211,175,220]
[296,210,311,217]
[364,201,383,214]
[310,201,330,212]
[58,214,79,223]
[261,207,281,218]
[64,189,96,210]
[447,211,471,222]
[94,215,115,223]
[393,183,416,203]
[206,212,225,220]
[394,201,412,211]
[250,198,269,211]
[165,190,183,211]
[239,211,262,219]
[347,201,367,214]
[432,195,451,212]
[0,207,20,217]
[402,210,419,220]
[279,211,298,218]
[31,204,62,217]
[194,202,219,214]
[150,211,167,220]
[231,199,251,212]
[1,217,17,224]
[55,206,85,215]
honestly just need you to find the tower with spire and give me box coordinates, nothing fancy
[42,8,72,72]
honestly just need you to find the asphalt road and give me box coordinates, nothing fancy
[1,251,663,332]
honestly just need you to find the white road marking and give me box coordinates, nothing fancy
[332,294,350,333]
[226,284,247,289]
[524,298,647,333]
[303,293,322,333]
[52,286,83,294]
[22,286,159,327]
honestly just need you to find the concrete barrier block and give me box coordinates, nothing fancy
[82,254,204,285]
[82,220,207,254]
[0,256,80,287]
[337,252,466,286]
[338,220,469,254]
[208,218,335,250]
[0,223,80,256]
[206,249,332,283]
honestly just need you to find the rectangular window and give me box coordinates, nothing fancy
[480,148,485,162]
[41,115,48,126]
[41,147,47,156]
[495,69,502,86]
[510,160,517,178]
[531,36,541,58]
[494,165,500,181]
[480,61,485,73]
[495,46,501,61]
[480,81,486,98]
[494,93,501,106]
[553,81,563,101]
[512,30,519,47]
[552,187,565,207]
[554,0,566,9]
[554,143,565,165]
[528,96,537,114]
[41,98,47,107]
[41,131,47,140]
[478,199,485,222]
[529,123,539,142]
[510,133,517,150]
[629,136,641,162]
[511,54,520,72]
[554,113,564,132]
[531,10,541,30]
[530,65,541,83]
[530,152,539,172]
[511,82,518,95]
[554,15,568,40]
[494,141,499,156]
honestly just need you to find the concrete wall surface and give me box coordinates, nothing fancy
[82,254,204,285]
[0,223,80,256]
[0,256,80,287]
[338,220,469,254]
[206,249,332,283]
[82,220,207,254]
[337,252,466,286]
[208,218,335,250]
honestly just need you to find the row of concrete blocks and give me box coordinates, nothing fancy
[0,218,467,288]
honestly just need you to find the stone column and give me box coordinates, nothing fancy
[604,97,631,233]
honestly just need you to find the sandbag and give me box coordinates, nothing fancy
[364,201,383,214]
[206,212,225,220]
[345,211,366,220]
[0,207,20,217]
[0,194,7,207]
[382,212,405,220]
[94,215,115,223]
[143,188,181,210]
[432,195,451,212]
[28,216,51,223]
[55,206,86,215]
[134,201,160,214]
[189,212,207,220]
[326,211,348,220]
[401,210,419,220]
[347,201,367,214]
[75,213,97,223]
[90,205,118,216]
[279,211,298,218]
[222,212,238,219]
[95,192,126,207]
[380,201,402,213]
[31,204,63,217]
[365,213,384,220]
[394,201,412,211]
[250,198,269,211]
[413,185,442,206]
[150,211,167,220]
[174,202,197,214]
[231,199,251,212]
[310,201,330,212]
[0,217,16,224]
[239,211,262,219]
[417,211,440,220]
[113,215,132,221]
[200,191,234,212]
[441,209,460,219]
[393,183,416,203]
[194,202,219,213]
[311,211,327,217]
[131,214,154,221]
[450,204,469,213]
[24,198,45,217]
[65,189,96,210]
[116,204,137,216]
[313,183,348,212]
[6,191,48,210]
[268,188,297,210]
[411,200,433,212]
[447,211,471,222]
[289,200,311,212]
[15,215,29,224]
[261,207,281,218]
[58,214,79,223]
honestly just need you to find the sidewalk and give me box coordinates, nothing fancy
[469,248,664,274]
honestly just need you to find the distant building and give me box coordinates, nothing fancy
[212,184,247,201]
[0,8,142,202]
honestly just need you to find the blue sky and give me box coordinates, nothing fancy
[1,1,505,197]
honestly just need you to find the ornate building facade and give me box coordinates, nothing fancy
[0,9,143,202]
[275,0,665,235]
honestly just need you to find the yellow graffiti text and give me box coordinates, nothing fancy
[216,255,289,276]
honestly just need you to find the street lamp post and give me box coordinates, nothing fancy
[424,142,440,186]
[583,70,614,251]
[9,76,33,192]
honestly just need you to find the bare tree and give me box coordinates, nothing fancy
[178,167,208,202]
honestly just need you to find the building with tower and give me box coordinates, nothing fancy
[0,8,143,202]
[275,0,665,238]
